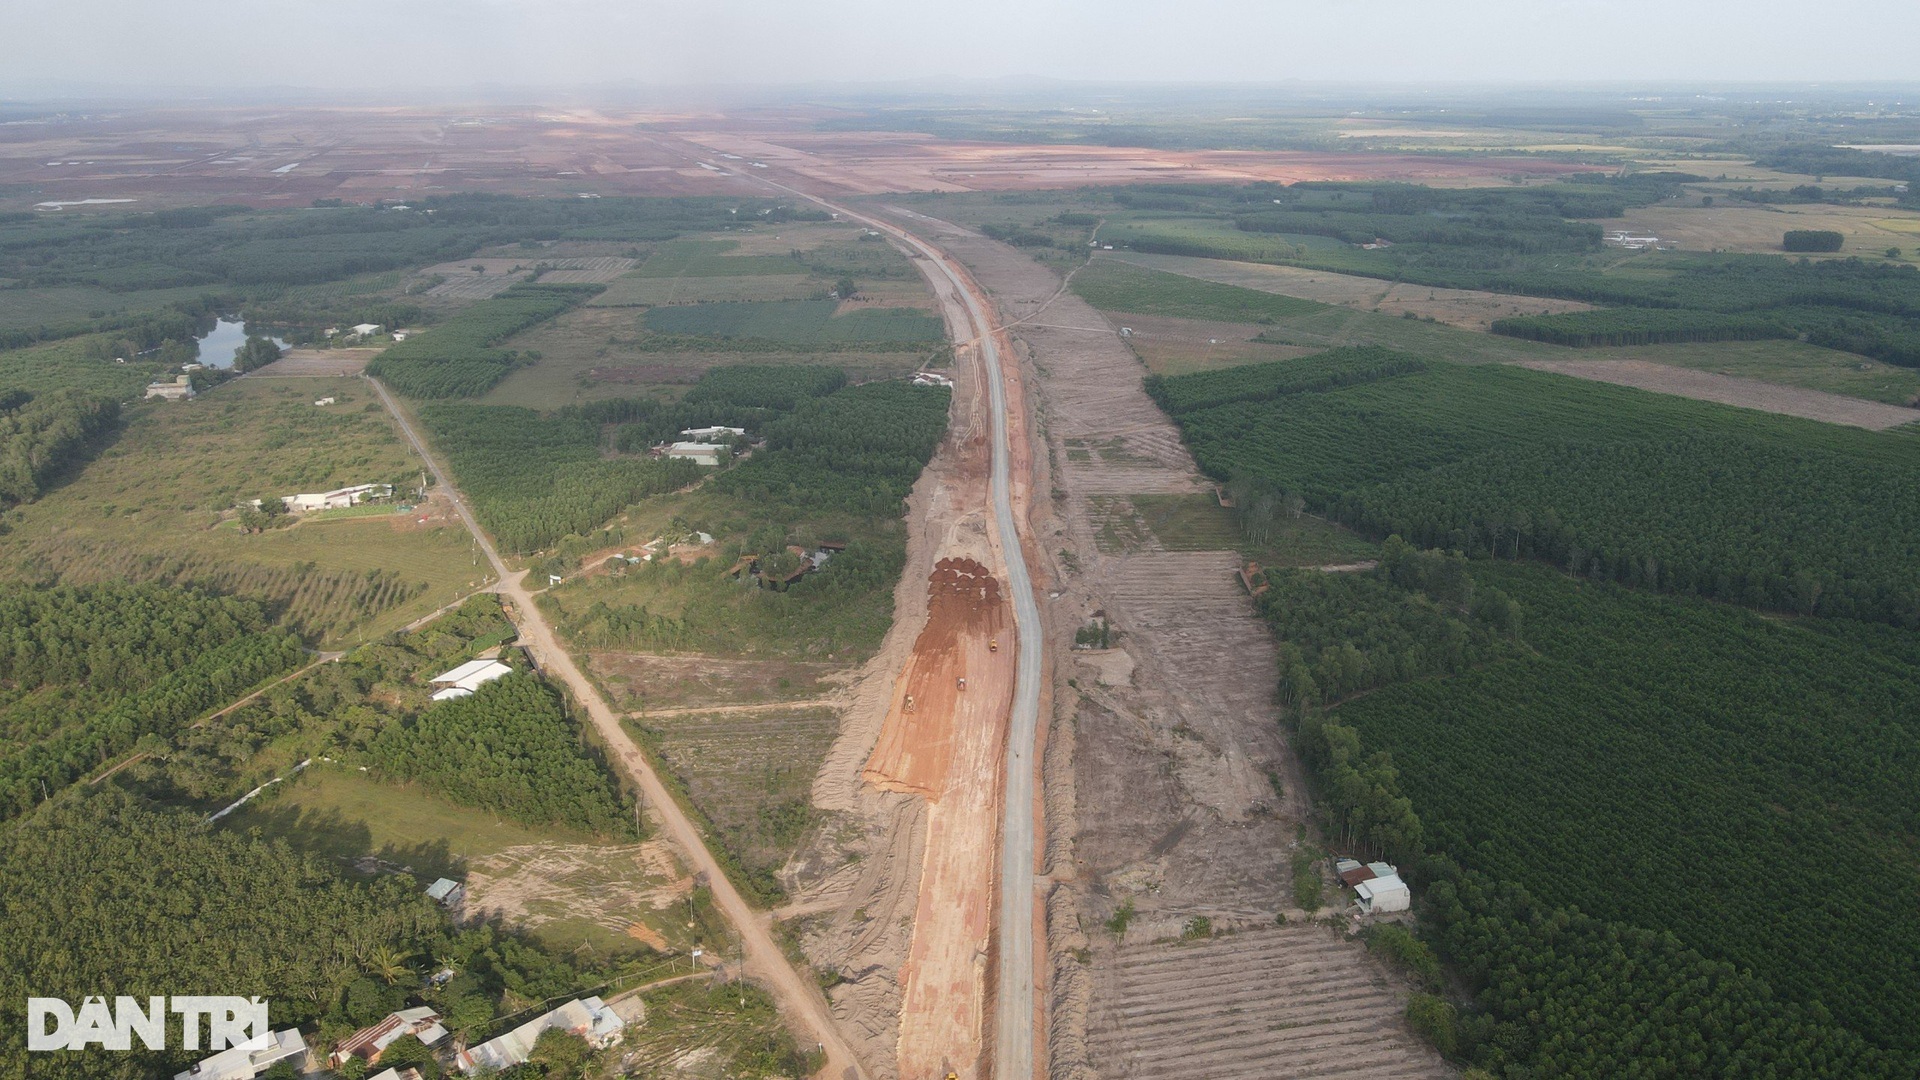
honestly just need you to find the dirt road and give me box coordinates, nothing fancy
[365,375,867,1080]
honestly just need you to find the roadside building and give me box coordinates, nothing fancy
[173,1029,308,1080]
[665,441,728,466]
[281,483,392,512]
[910,371,954,388]
[329,1007,447,1070]
[455,997,625,1074]
[146,374,197,401]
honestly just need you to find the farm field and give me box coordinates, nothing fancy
[1595,201,1920,258]
[0,375,482,645]
[1089,255,1920,406]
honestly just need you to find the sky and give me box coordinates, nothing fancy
[5,0,1919,94]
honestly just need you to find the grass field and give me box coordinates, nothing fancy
[477,304,930,410]
[633,706,842,903]
[1088,492,1378,566]
[644,300,943,344]
[591,273,818,307]
[0,376,483,645]
[227,767,688,958]
[1071,260,1325,323]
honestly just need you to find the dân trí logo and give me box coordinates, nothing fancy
[27,996,268,1052]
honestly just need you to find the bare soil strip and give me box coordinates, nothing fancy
[883,217,1451,1080]
[863,559,1016,1080]
[1519,358,1919,430]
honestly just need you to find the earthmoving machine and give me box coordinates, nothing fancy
[957,677,967,691]
[989,637,998,653]
[904,694,916,713]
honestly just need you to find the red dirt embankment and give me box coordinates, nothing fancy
[863,556,1014,1080]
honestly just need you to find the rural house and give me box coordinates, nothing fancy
[1335,858,1411,914]
[455,996,626,1073]
[145,374,196,401]
[329,1007,447,1070]
[679,425,746,442]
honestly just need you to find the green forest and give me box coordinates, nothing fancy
[1151,345,1920,1072]
[1163,354,1920,624]
[0,584,303,821]
[367,283,596,398]
[370,675,632,835]
[417,403,704,553]
[0,388,120,509]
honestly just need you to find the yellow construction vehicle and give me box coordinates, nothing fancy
[988,637,998,653]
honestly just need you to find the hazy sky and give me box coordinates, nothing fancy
[8,0,1919,94]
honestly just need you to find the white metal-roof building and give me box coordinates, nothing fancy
[679,425,746,443]
[1354,872,1411,914]
[173,1029,308,1080]
[425,878,465,906]
[666,442,728,466]
[455,996,624,1074]
[429,659,512,691]
[351,323,384,336]
[282,483,392,513]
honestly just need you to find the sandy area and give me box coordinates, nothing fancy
[677,128,1605,195]
[1518,358,1919,430]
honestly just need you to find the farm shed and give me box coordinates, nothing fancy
[666,441,728,466]
[429,659,512,693]
[1354,873,1411,914]
[351,323,384,336]
[425,878,465,906]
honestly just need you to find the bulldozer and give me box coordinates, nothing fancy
[904,694,916,713]
[988,637,998,653]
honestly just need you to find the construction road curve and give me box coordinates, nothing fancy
[778,193,1048,1080]
[365,375,871,1080]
